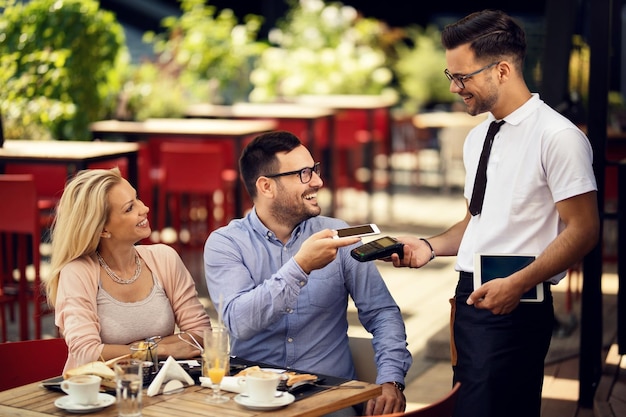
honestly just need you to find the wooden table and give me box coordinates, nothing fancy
[89,118,277,219]
[0,140,140,187]
[292,95,398,221]
[0,379,380,416]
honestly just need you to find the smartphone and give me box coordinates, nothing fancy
[334,224,380,239]
[351,236,404,262]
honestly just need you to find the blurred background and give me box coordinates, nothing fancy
[2,0,624,140]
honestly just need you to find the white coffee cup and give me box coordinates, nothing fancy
[60,375,101,405]
[239,370,281,403]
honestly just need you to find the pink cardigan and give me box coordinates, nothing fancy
[55,244,211,372]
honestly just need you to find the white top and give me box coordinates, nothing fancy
[97,273,175,344]
[457,94,597,283]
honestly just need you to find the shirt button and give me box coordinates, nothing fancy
[298,281,305,287]
[285,308,293,313]
[287,337,294,343]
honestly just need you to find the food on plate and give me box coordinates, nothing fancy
[284,371,318,387]
[63,361,116,389]
[233,366,261,377]
[233,365,317,386]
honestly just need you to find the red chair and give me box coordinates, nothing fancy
[4,163,67,229]
[359,382,461,417]
[0,259,18,342]
[156,141,237,247]
[330,108,389,191]
[0,338,67,391]
[0,175,53,340]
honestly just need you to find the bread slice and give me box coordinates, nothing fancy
[284,372,318,387]
[233,365,261,377]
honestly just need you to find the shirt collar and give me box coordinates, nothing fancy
[249,207,305,244]
[489,93,542,126]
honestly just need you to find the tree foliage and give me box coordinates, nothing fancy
[249,0,400,102]
[393,25,455,113]
[0,0,126,139]
[144,0,266,105]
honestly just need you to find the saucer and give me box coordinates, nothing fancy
[54,393,116,413]
[234,392,295,411]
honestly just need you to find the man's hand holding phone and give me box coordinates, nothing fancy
[294,229,360,273]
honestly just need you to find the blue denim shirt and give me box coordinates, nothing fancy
[203,208,412,385]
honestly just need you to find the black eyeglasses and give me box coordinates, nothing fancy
[444,62,499,89]
[264,162,321,184]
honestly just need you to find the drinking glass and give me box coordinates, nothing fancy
[203,327,230,404]
[114,359,143,417]
[130,340,159,386]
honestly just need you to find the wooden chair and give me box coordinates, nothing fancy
[0,175,53,340]
[156,141,237,246]
[363,382,461,417]
[0,338,67,391]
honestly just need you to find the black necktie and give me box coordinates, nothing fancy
[469,120,505,216]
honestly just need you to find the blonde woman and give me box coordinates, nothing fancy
[45,168,211,373]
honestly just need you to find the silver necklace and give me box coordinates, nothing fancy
[96,250,142,285]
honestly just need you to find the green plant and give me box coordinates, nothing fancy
[144,0,266,105]
[249,0,398,102]
[0,0,126,140]
[393,25,455,113]
[113,59,190,121]
[0,49,75,140]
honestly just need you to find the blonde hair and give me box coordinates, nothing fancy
[44,168,123,307]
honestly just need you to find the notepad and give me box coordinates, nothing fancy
[474,253,544,302]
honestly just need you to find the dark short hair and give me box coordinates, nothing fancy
[441,9,526,70]
[239,130,302,198]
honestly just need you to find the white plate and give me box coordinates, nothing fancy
[54,393,116,414]
[234,392,295,411]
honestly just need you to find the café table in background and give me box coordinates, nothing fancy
[291,94,398,221]
[0,140,140,187]
[185,102,337,216]
[185,102,335,163]
[0,377,380,417]
[412,111,487,192]
[89,118,277,220]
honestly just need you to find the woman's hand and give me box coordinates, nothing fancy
[156,333,204,359]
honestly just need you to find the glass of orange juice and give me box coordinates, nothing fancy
[203,327,230,404]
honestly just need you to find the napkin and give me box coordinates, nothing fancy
[200,376,244,394]
[147,356,195,397]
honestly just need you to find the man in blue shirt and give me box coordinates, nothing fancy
[204,131,412,416]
